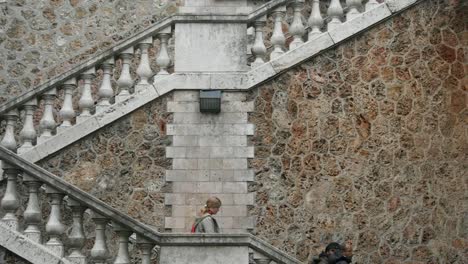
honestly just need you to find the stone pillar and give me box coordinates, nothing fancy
[164,91,255,233]
[174,0,251,72]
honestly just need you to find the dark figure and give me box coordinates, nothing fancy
[311,242,353,264]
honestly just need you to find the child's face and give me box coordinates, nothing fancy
[210,207,220,215]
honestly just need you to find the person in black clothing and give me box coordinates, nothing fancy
[311,242,353,264]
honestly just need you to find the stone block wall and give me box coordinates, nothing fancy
[164,91,256,233]
[248,0,467,263]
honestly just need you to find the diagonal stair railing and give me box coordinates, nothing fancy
[0,145,301,264]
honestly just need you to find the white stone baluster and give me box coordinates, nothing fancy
[1,109,19,152]
[45,186,65,257]
[289,0,305,50]
[18,99,37,154]
[136,37,153,92]
[327,0,344,31]
[97,58,115,113]
[116,47,134,102]
[77,68,96,123]
[308,0,323,39]
[67,198,86,264]
[155,27,172,77]
[346,0,362,20]
[251,16,267,68]
[137,236,154,264]
[0,163,20,230]
[58,78,77,133]
[90,212,110,264]
[23,174,42,243]
[270,6,286,60]
[366,0,379,11]
[38,88,57,144]
[113,223,132,264]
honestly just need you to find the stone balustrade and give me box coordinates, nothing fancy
[0,145,301,264]
[0,0,388,162]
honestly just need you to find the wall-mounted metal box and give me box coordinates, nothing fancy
[199,90,222,113]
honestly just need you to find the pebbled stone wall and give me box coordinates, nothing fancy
[0,0,181,104]
[248,0,466,263]
[39,93,173,230]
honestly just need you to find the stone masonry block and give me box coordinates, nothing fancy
[210,170,254,182]
[173,113,249,124]
[217,205,247,217]
[233,193,255,205]
[167,124,255,136]
[196,182,223,193]
[172,205,198,217]
[172,136,199,147]
[223,159,248,169]
[220,101,255,112]
[185,193,234,205]
[166,170,210,182]
[222,92,247,102]
[222,182,248,193]
[198,159,224,169]
[210,146,254,158]
[164,217,185,229]
[164,193,186,205]
[232,216,256,229]
[199,136,247,147]
[167,101,199,113]
[172,182,196,193]
[172,159,198,170]
[173,91,199,102]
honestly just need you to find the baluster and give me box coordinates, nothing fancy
[23,174,43,243]
[18,99,37,154]
[346,0,362,20]
[45,186,65,257]
[270,6,286,60]
[116,47,134,102]
[136,37,153,93]
[1,109,19,152]
[67,198,86,264]
[308,0,323,39]
[58,78,77,133]
[38,88,57,144]
[155,27,172,77]
[90,212,110,264]
[137,236,154,264]
[97,58,115,113]
[113,223,132,264]
[77,68,96,123]
[251,16,267,68]
[289,0,305,50]
[0,163,20,231]
[327,0,344,31]
[366,0,379,11]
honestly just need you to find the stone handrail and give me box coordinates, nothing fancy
[0,145,301,264]
[0,0,289,116]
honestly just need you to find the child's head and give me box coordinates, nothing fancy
[201,196,222,215]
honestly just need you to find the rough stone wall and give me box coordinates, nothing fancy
[38,93,173,230]
[248,0,467,263]
[0,0,181,104]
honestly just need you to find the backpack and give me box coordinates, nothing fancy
[190,215,211,233]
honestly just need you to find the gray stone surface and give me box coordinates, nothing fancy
[174,23,248,72]
[0,223,71,264]
[160,246,249,264]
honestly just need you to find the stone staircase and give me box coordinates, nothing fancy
[0,0,423,262]
[0,146,301,264]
